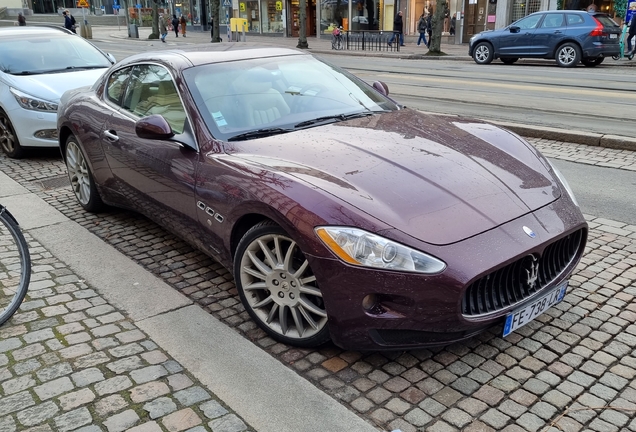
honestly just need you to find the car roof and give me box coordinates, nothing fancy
[0,25,72,39]
[116,45,308,69]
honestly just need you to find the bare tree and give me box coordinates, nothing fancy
[297,0,309,49]
[148,0,159,39]
[427,0,446,54]
[211,0,222,42]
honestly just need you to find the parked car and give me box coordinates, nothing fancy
[0,26,115,158]
[469,10,621,67]
[57,46,587,351]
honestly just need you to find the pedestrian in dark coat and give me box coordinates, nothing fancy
[628,15,636,54]
[426,13,432,47]
[417,13,427,46]
[171,14,179,37]
[387,11,404,47]
[17,12,26,26]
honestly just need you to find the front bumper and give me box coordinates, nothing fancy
[5,101,58,149]
[309,196,587,351]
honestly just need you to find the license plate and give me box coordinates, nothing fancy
[610,34,618,39]
[502,282,567,337]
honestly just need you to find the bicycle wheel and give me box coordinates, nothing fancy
[0,206,30,326]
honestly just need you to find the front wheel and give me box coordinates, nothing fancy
[234,221,330,347]
[473,42,494,65]
[0,207,31,326]
[65,136,105,212]
[0,110,25,159]
[555,43,581,67]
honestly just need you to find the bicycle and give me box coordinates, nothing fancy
[331,27,344,50]
[613,23,634,61]
[0,205,31,326]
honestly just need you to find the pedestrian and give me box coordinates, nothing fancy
[417,13,427,46]
[17,12,26,26]
[628,14,636,55]
[426,13,432,47]
[210,15,215,42]
[443,2,450,33]
[159,13,168,42]
[450,13,456,36]
[171,14,179,37]
[180,15,187,37]
[63,10,76,33]
[387,10,404,47]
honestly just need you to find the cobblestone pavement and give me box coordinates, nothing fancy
[2,137,636,432]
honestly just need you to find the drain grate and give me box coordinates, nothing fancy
[34,175,70,190]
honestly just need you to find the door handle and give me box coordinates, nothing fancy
[104,130,119,142]
[554,30,562,34]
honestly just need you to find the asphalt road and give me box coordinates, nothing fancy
[92,39,636,225]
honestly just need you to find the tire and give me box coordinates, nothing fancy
[581,59,597,67]
[594,57,605,65]
[473,42,494,65]
[234,220,331,348]
[501,57,518,65]
[0,207,31,326]
[0,110,25,159]
[65,136,105,212]
[555,43,581,67]
[612,54,620,60]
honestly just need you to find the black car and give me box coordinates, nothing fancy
[468,10,621,67]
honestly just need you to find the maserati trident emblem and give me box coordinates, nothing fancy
[524,255,539,290]
[523,226,536,238]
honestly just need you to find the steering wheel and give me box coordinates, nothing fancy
[291,84,329,113]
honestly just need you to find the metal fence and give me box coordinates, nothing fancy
[332,30,401,52]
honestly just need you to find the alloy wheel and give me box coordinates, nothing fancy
[0,112,18,156]
[238,232,328,341]
[66,141,91,206]
[475,46,489,62]
[558,47,576,65]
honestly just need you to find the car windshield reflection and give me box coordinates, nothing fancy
[183,55,399,142]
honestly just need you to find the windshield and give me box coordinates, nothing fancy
[183,54,399,141]
[0,35,111,74]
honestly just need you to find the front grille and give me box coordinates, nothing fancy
[462,229,584,317]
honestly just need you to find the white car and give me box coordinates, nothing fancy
[0,26,115,158]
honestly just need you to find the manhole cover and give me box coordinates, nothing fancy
[34,175,70,190]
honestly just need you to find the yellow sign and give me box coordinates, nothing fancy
[239,2,245,11]
[77,0,89,7]
[275,0,282,10]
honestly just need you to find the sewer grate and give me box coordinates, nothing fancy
[34,175,70,190]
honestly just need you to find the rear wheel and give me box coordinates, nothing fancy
[65,136,105,212]
[501,57,518,65]
[0,110,25,159]
[555,43,581,67]
[473,42,494,65]
[582,57,604,67]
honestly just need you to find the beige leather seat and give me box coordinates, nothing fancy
[234,69,290,127]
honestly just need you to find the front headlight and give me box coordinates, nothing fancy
[10,88,58,112]
[315,227,446,274]
[547,159,579,207]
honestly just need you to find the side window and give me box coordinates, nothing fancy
[540,14,564,28]
[122,64,187,134]
[106,68,132,106]
[566,14,585,26]
[515,14,542,30]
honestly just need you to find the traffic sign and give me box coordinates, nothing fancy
[76,0,89,7]
[222,0,231,7]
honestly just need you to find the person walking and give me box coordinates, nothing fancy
[17,12,26,26]
[387,10,404,47]
[450,13,456,36]
[180,15,187,37]
[628,14,636,55]
[426,13,432,47]
[171,14,179,37]
[159,14,168,42]
[63,10,76,33]
[417,13,427,46]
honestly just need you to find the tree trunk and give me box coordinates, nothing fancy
[149,0,159,39]
[297,0,309,49]
[428,0,446,54]
[211,0,222,42]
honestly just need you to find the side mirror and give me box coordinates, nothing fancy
[135,115,174,140]
[372,81,390,96]
[509,26,520,33]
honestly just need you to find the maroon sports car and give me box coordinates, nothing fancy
[57,46,587,351]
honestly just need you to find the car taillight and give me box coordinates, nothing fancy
[590,17,605,36]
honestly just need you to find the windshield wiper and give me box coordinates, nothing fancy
[64,65,109,70]
[228,127,293,142]
[294,112,374,129]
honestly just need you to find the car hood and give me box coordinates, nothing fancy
[227,110,560,246]
[5,69,107,102]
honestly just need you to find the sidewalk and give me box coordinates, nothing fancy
[0,171,377,432]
